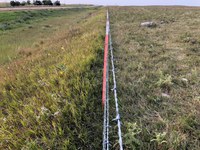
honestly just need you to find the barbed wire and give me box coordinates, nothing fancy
[102,10,110,150]
[102,10,123,150]
[109,13,123,150]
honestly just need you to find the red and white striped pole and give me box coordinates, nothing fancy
[102,10,110,107]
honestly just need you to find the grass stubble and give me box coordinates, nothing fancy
[110,6,200,150]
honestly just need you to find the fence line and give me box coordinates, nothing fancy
[102,10,123,150]
[102,10,110,150]
[109,17,123,150]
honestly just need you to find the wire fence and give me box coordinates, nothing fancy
[109,26,123,150]
[102,10,110,150]
[102,10,123,150]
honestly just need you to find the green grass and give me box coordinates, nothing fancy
[110,6,200,150]
[0,7,105,149]
[0,11,18,22]
[2,5,199,150]
[0,8,97,64]
[0,8,87,30]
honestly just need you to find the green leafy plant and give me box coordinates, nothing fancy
[124,122,142,150]
[151,132,167,145]
[156,70,173,89]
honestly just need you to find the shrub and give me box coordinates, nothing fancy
[33,0,42,5]
[54,0,61,6]
[42,0,53,5]
[10,1,15,6]
[0,23,11,30]
[15,1,21,6]
[21,1,26,6]
[27,0,31,5]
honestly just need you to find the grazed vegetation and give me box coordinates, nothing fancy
[110,7,200,150]
[0,7,105,149]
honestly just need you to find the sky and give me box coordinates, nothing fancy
[63,0,200,6]
[1,0,200,6]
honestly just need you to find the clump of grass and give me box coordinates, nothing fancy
[155,70,173,91]
[150,132,167,147]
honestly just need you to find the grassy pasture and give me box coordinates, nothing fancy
[1,5,199,150]
[0,8,92,64]
[110,6,200,150]
[0,9,94,30]
[0,3,9,8]
[0,10,59,23]
[0,7,105,149]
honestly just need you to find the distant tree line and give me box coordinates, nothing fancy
[10,0,61,6]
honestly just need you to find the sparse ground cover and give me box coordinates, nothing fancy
[0,7,105,149]
[110,7,200,150]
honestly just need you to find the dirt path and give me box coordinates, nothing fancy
[0,6,76,11]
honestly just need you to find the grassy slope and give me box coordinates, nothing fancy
[0,9,87,64]
[0,3,9,8]
[110,7,200,150]
[0,8,105,149]
[0,9,72,29]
